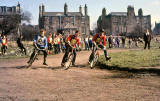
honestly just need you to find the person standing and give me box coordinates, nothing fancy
[1,35,7,55]
[128,38,131,48]
[88,35,93,50]
[115,36,120,48]
[121,36,126,48]
[144,29,151,49]
[0,33,2,54]
[47,33,53,54]
[27,29,48,66]
[108,35,113,48]
[84,35,89,50]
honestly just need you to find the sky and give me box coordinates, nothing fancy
[0,0,160,29]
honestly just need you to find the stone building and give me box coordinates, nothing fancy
[0,2,20,14]
[0,2,21,38]
[153,22,160,35]
[39,3,90,37]
[97,6,151,36]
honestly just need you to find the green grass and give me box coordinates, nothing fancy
[99,48,160,68]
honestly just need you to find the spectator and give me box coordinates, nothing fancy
[121,36,126,48]
[144,29,151,49]
[115,36,120,48]
[47,33,53,54]
[128,38,131,48]
[88,35,93,50]
[84,35,89,50]
[0,33,2,54]
[54,34,61,54]
[1,35,7,55]
[108,35,113,48]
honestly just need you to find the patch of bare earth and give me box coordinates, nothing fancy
[0,49,160,101]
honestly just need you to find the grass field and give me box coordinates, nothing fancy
[99,49,160,68]
[99,41,160,69]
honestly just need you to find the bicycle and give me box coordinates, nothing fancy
[27,44,45,68]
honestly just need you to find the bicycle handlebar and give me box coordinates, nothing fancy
[34,43,46,51]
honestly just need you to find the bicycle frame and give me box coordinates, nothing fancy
[64,46,74,70]
[27,44,46,67]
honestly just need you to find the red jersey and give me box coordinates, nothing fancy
[1,38,7,46]
[67,35,80,47]
[92,33,106,46]
[47,36,53,43]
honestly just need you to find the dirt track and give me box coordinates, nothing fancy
[0,50,160,101]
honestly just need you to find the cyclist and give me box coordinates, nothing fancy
[17,36,27,55]
[27,29,48,66]
[61,30,81,67]
[89,30,111,63]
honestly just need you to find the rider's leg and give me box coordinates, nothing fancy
[43,50,48,65]
[98,44,111,61]
[103,46,111,61]
[89,44,97,63]
[61,45,70,66]
[1,45,4,55]
[72,49,76,66]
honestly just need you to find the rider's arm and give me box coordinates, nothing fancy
[67,35,72,43]
[33,35,38,44]
[44,37,48,49]
[92,34,98,46]
[76,38,81,47]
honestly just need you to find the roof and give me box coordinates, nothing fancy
[64,23,77,29]
[108,12,127,16]
[43,12,82,16]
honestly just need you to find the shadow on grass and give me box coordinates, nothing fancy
[98,63,160,76]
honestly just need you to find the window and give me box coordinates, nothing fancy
[115,26,119,33]
[81,17,85,24]
[49,16,52,24]
[136,17,139,24]
[71,16,74,24]
[143,17,148,24]
[82,27,86,34]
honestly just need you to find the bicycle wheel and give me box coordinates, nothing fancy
[90,55,99,69]
[64,53,73,70]
[27,51,38,68]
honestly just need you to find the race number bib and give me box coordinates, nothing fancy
[70,39,77,46]
[37,36,45,46]
[96,38,101,43]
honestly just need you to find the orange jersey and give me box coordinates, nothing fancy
[92,33,106,46]
[67,35,80,46]
[1,38,7,46]
[47,36,53,43]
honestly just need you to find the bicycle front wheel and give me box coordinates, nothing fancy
[90,55,99,69]
[64,53,73,70]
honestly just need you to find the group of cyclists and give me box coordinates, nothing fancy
[27,29,111,68]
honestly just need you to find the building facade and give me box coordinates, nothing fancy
[39,3,90,37]
[0,2,21,35]
[97,6,151,36]
[153,22,160,35]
